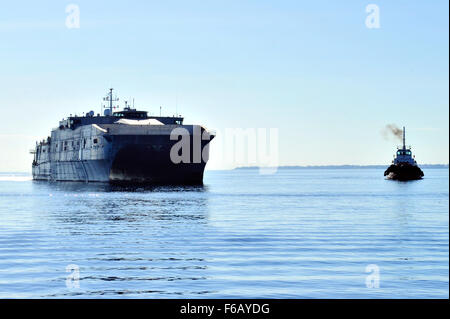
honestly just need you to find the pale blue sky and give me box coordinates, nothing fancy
[0,0,448,171]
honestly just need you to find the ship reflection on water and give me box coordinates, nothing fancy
[32,181,209,223]
[33,180,208,194]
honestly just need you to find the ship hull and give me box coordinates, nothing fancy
[384,163,424,181]
[109,141,207,184]
[33,159,112,183]
[32,124,213,185]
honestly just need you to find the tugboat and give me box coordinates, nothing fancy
[384,126,424,181]
[30,89,215,184]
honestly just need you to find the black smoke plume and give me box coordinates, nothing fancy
[382,124,403,141]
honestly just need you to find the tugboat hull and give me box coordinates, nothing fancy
[384,163,424,181]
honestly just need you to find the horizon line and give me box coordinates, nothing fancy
[1,164,448,175]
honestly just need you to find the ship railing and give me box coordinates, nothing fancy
[397,145,411,150]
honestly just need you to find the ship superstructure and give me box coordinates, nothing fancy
[384,127,424,180]
[31,89,215,184]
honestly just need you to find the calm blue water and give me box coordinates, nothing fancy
[0,168,448,298]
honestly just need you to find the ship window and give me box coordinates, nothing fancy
[93,138,98,144]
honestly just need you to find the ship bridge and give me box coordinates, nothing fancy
[113,107,148,119]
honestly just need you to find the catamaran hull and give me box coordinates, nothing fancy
[32,128,213,185]
[32,159,207,184]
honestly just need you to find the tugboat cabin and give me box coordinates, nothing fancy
[392,127,417,166]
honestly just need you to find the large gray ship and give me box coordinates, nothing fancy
[31,89,215,184]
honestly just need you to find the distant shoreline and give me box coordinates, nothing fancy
[233,164,449,170]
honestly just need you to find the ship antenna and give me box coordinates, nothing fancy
[103,88,120,114]
[403,126,406,150]
[109,88,113,113]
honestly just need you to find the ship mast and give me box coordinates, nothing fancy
[403,126,406,150]
[103,88,119,115]
[109,88,113,113]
